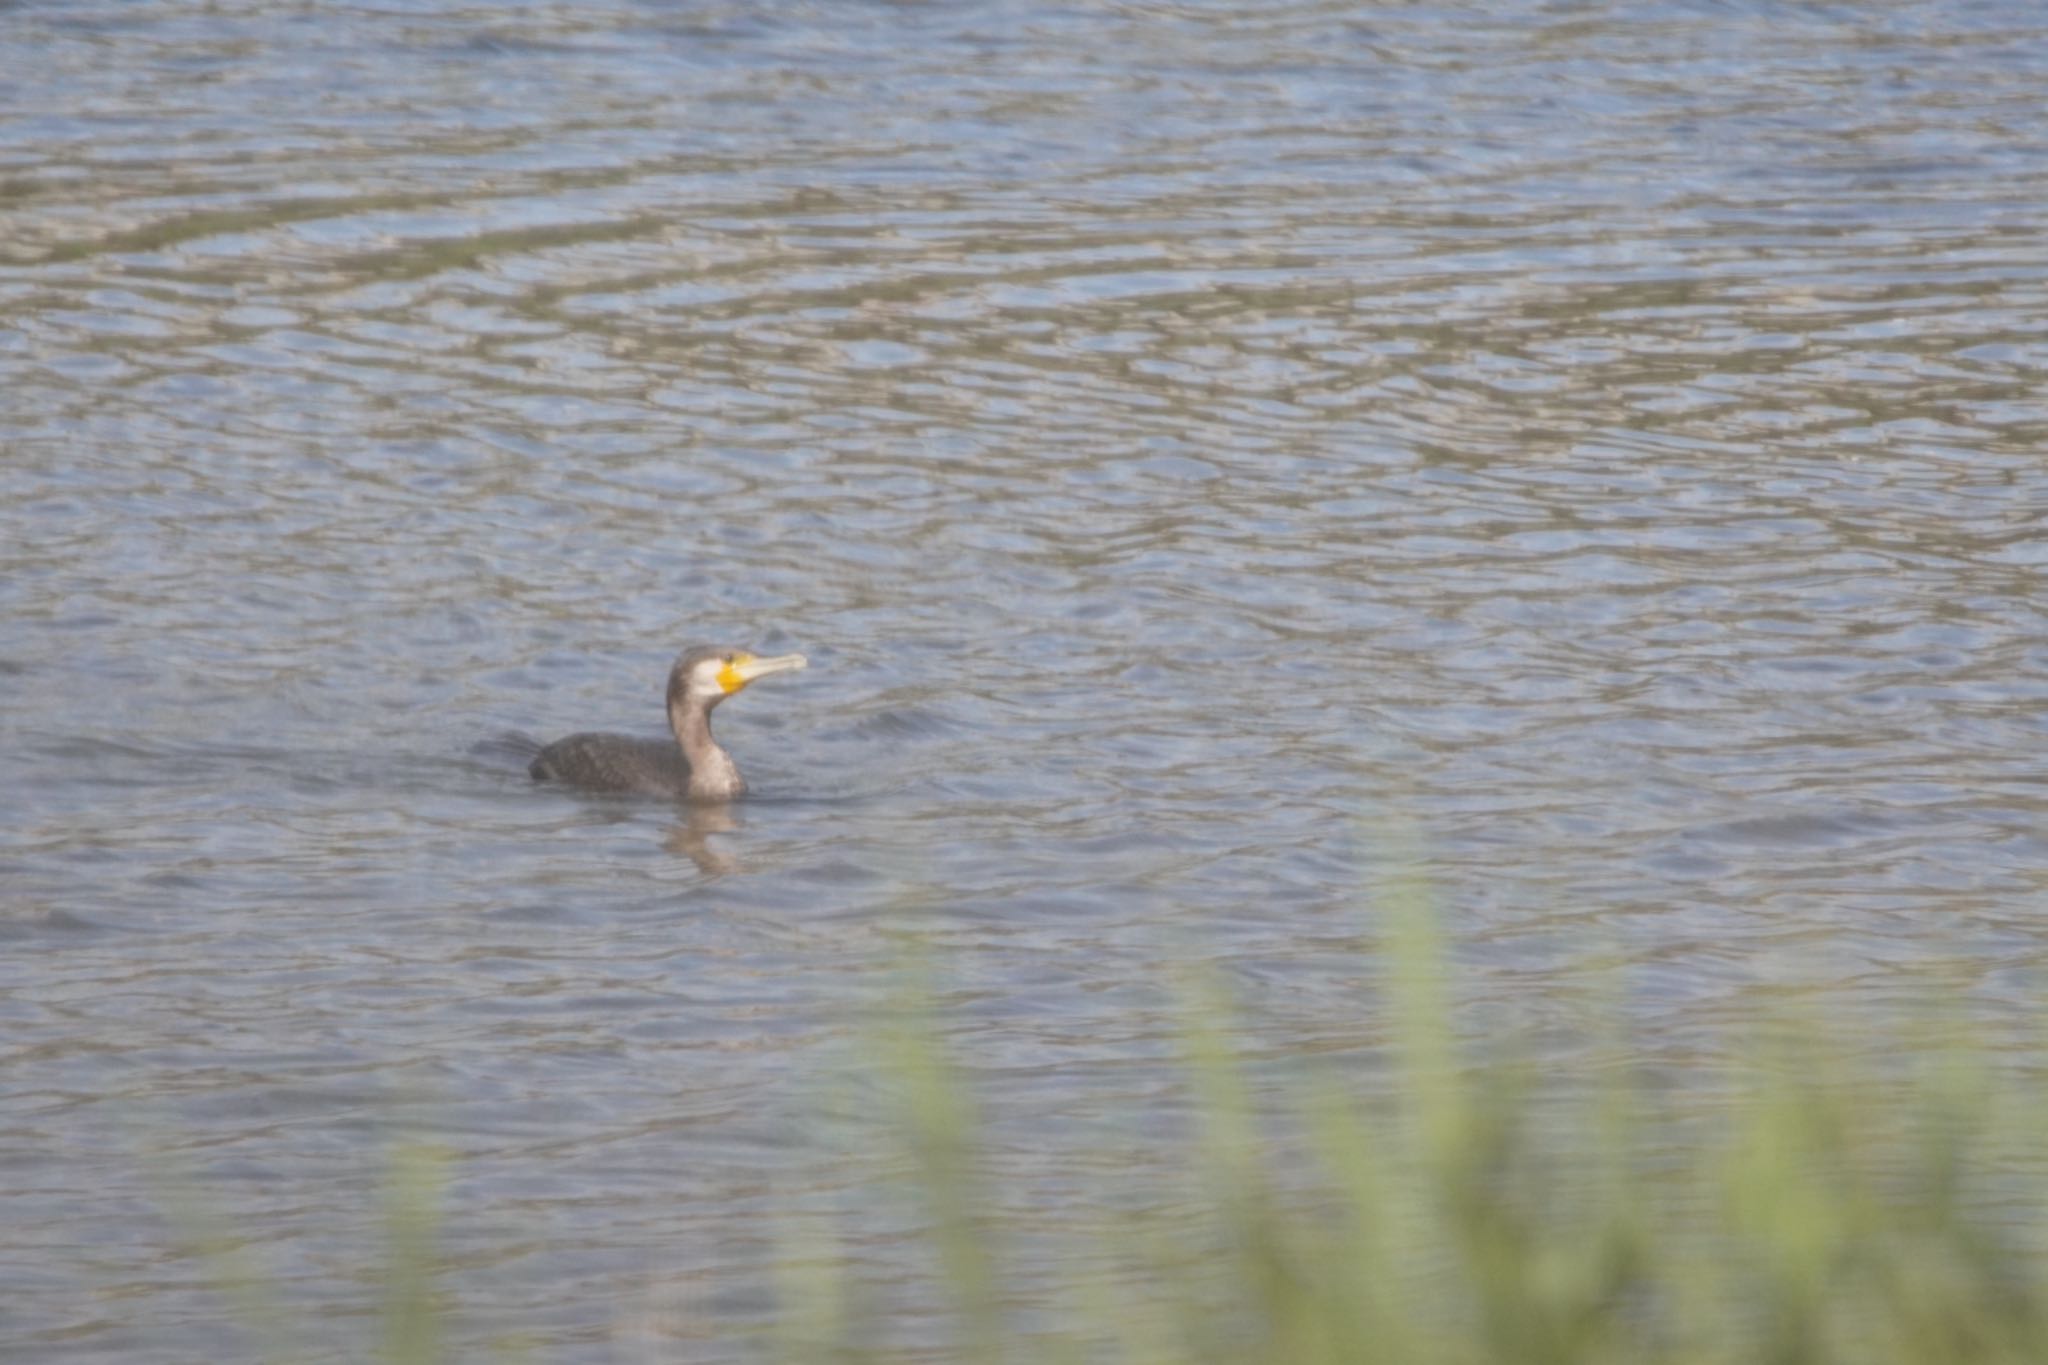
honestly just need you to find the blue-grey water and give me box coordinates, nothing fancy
[5,1,2048,1358]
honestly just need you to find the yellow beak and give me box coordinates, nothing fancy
[716,651,808,695]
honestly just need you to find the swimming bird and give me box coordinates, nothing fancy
[529,645,807,801]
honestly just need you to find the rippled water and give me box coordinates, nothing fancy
[6,0,2048,1357]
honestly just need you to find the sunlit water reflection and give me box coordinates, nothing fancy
[5,0,2048,1357]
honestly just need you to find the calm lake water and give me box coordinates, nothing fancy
[5,0,2048,1358]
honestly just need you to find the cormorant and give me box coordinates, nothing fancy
[529,645,807,801]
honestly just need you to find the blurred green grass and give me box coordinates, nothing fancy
[788,900,2048,1365]
[171,902,2048,1364]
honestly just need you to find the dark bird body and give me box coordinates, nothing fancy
[529,644,806,802]
[528,733,694,797]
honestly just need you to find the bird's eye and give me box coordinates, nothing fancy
[722,654,735,664]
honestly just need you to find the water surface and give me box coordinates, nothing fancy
[5,1,2048,1358]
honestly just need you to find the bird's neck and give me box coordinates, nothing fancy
[670,696,745,801]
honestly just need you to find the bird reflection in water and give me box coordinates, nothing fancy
[665,800,741,876]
